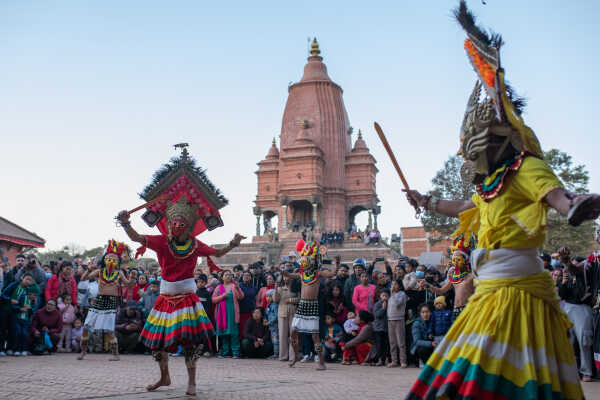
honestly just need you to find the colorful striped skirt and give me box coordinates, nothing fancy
[140,292,214,353]
[406,264,583,399]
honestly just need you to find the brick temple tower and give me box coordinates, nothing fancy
[254,39,380,236]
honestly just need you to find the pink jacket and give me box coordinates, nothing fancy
[212,283,244,324]
[352,284,376,313]
[58,302,76,325]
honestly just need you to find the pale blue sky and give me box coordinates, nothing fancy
[2,0,599,253]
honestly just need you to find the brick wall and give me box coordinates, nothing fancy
[400,226,452,259]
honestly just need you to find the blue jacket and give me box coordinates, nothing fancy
[325,323,343,343]
[239,283,258,313]
[265,302,278,327]
[411,317,433,355]
[427,309,453,337]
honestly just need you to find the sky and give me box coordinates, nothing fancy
[2,0,599,256]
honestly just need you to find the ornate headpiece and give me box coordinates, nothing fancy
[455,1,542,184]
[139,145,228,238]
[296,239,327,266]
[166,196,200,233]
[450,232,476,259]
[105,239,127,261]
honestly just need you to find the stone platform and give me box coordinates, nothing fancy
[205,232,399,269]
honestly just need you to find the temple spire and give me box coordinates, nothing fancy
[310,38,321,57]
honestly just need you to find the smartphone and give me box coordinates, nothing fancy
[375,257,385,262]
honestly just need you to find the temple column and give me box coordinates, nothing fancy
[312,202,318,226]
[281,205,288,230]
[374,213,379,230]
[256,215,261,236]
[368,209,373,230]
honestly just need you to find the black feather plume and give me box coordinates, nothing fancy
[140,156,229,205]
[453,0,503,49]
[504,82,527,115]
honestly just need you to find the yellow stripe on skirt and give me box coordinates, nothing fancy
[422,271,583,399]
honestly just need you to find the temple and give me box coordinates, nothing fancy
[254,38,380,235]
[209,39,397,267]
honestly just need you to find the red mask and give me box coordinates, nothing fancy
[170,216,188,238]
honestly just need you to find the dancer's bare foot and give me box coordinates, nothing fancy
[109,355,120,361]
[146,376,171,391]
[315,363,326,371]
[77,352,86,361]
[185,384,196,396]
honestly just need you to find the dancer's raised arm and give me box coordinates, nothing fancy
[403,189,474,218]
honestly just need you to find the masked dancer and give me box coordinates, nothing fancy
[404,2,600,399]
[419,234,475,321]
[281,240,336,371]
[78,240,132,361]
[117,146,245,396]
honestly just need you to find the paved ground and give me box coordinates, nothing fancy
[0,354,599,400]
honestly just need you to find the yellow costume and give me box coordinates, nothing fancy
[410,156,583,399]
[407,2,584,399]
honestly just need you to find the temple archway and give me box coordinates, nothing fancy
[349,205,370,232]
[263,210,278,235]
[289,200,313,231]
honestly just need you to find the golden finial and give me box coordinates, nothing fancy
[358,129,363,139]
[310,37,321,56]
[272,137,276,146]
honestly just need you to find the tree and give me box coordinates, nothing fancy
[421,150,596,255]
[420,155,474,240]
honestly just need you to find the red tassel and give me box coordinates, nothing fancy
[135,245,147,259]
[206,256,222,273]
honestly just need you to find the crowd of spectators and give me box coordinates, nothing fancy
[1,246,600,382]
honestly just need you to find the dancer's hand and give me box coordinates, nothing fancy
[402,189,425,209]
[230,233,246,247]
[117,210,130,225]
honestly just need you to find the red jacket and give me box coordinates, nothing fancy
[45,275,77,306]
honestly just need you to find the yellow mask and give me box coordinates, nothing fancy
[452,252,466,271]
[105,255,119,270]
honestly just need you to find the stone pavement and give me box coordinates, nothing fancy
[0,354,599,400]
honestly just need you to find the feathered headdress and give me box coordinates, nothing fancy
[105,239,127,261]
[296,239,327,265]
[454,0,542,158]
[450,232,476,259]
[139,146,228,237]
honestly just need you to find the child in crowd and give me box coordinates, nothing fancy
[427,296,452,343]
[1,272,39,356]
[265,289,278,360]
[71,318,83,353]
[57,294,76,352]
[13,286,39,356]
[372,289,390,366]
[140,280,160,320]
[387,278,407,368]
[323,313,343,362]
[195,274,215,357]
[343,311,359,341]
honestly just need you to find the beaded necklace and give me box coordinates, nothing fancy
[476,152,525,202]
[169,238,194,256]
[101,267,119,284]
[300,266,318,285]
